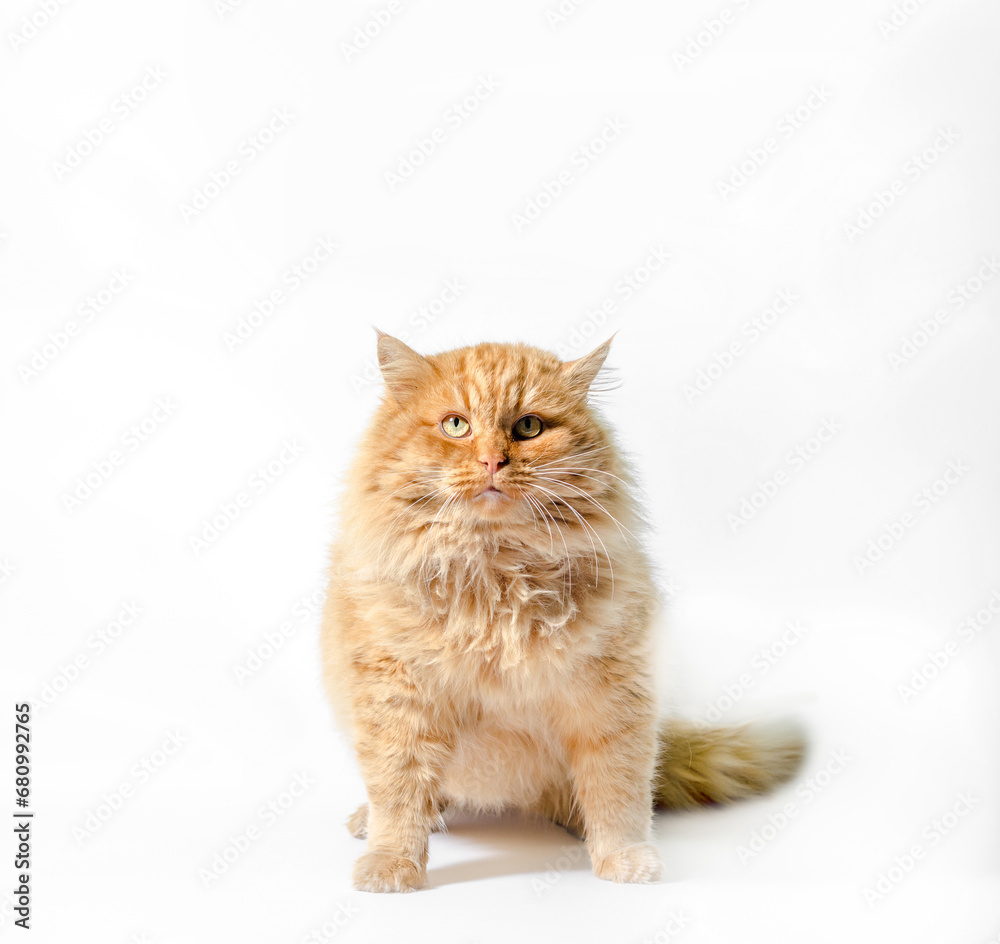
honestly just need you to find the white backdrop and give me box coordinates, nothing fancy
[2,0,999,941]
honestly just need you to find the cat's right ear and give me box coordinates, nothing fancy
[562,335,614,395]
[376,330,432,401]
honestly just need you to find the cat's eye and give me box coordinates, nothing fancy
[441,414,471,438]
[512,415,543,440]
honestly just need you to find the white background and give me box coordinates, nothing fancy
[2,0,999,941]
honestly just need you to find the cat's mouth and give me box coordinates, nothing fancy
[473,484,515,506]
[470,483,517,516]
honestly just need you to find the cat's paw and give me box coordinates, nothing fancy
[593,842,662,884]
[352,851,425,893]
[346,803,368,839]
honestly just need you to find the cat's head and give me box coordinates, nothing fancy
[368,333,624,530]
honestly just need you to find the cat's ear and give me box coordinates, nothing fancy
[376,330,432,400]
[562,336,614,394]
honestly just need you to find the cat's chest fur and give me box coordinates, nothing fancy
[406,536,599,672]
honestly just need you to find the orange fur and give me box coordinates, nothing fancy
[321,334,804,892]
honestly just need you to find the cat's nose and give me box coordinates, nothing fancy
[479,453,508,475]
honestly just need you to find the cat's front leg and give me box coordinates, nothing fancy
[349,662,450,893]
[559,685,662,884]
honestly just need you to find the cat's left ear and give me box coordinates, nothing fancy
[376,331,433,401]
[562,336,614,394]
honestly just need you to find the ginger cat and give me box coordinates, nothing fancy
[321,333,804,892]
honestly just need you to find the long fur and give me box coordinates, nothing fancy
[321,336,804,892]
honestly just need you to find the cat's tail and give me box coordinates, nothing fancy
[654,718,806,809]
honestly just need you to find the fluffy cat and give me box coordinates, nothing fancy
[321,333,804,892]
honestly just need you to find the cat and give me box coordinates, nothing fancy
[320,332,805,892]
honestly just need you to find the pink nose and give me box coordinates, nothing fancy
[479,453,508,475]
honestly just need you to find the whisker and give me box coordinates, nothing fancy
[530,490,573,600]
[531,482,613,599]
[534,475,636,545]
[525,493,554,555]
[534,466,631,489]
[534,445,613,470]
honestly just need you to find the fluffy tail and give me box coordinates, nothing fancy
[654,718,806,809]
